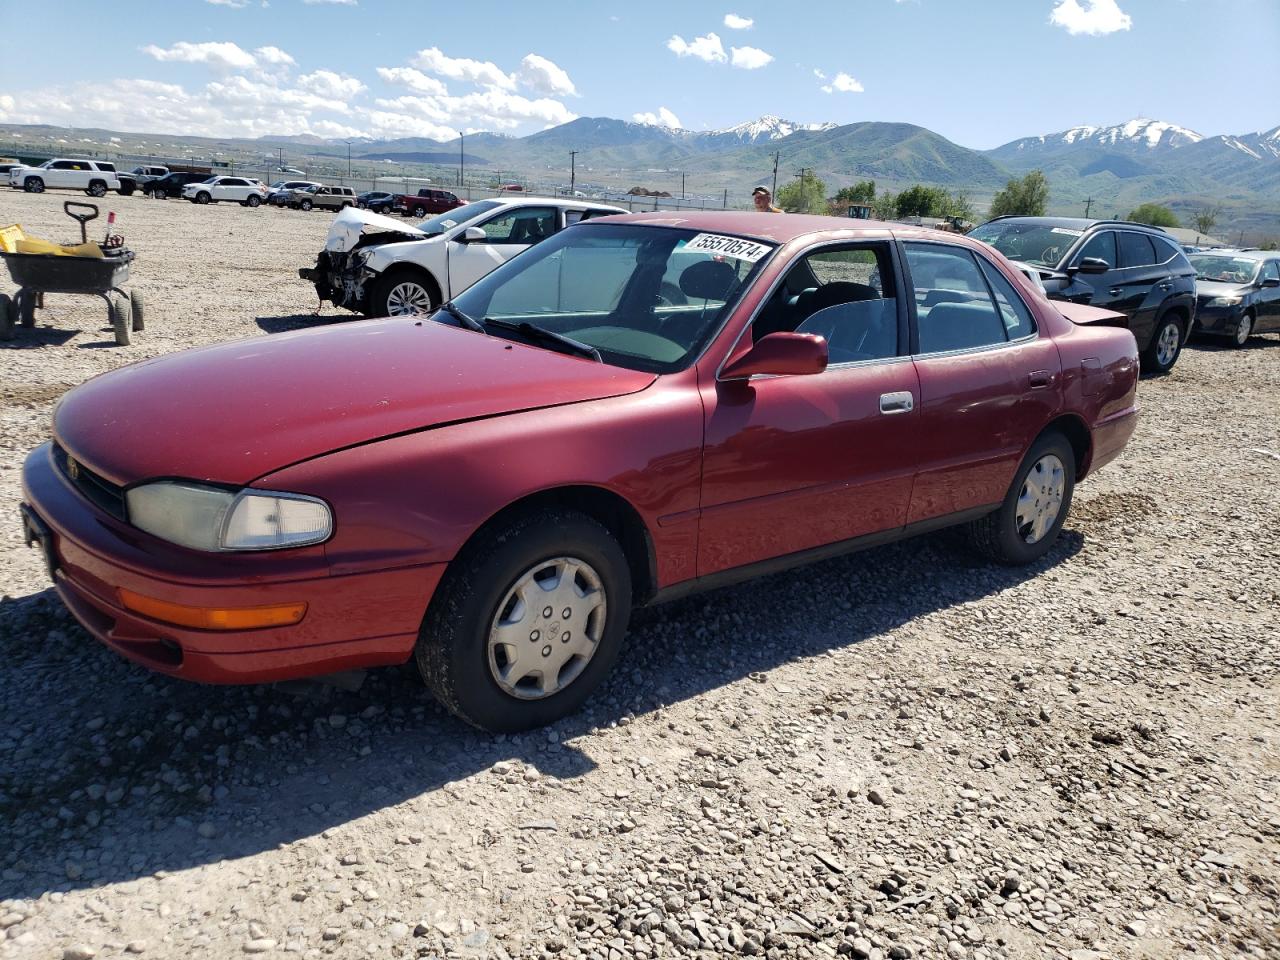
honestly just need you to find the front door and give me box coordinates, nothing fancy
[903,241,1063,524]
[1258,260,1280,331]
[698,241,920,575]
[1070,230,1125,311]
[446,206,557,298]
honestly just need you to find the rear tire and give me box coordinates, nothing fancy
[412,205,427,218]
[1232,312,1254,347]
[0,293,13,341]
[415,508,632,732]
[87,180,107,198]
[129,290,145,332]
[966,432,1075,565]
[1140,313,1184,374]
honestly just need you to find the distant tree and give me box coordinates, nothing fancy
[834,180,876,204]
[1191,205,1222,237]
[1261,239,1279,251]
[871,191,898,221]
[1128,203,1180,228]
[895,184,950,218]
[941,190,976,224]
[777,172,827,214]
[988,170,1049,218]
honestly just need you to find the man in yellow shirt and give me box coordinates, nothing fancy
[752,185,783,213]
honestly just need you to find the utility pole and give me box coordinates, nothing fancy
[569,150,578,195]
[1083,196,1094,218]
[343,138,354,178]
[459,132,465,188]
[681,171,685,200]
[772,151,780,197]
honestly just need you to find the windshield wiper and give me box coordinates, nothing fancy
[438,300,487,333]
[485,318,602,362]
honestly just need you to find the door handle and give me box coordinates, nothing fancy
[879,391,914,414]
[1108,288,1122,296]
[1157,281,1173,291]
[1028,369,1054,389]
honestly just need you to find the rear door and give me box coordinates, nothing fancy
[1115,231,1164,348]
[48,160,81,189]
[903,241,1062,525]
[1258,260,1280,331]
[447,205,557,297]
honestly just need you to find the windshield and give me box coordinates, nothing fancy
[199,176,218,184]
[969,221,1083,268]
[450,223,775,373]
[1189,255,1260,284]
[417,199,502,235]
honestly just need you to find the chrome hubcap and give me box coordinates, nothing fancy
[1015,454,1066,545]
[487,557,606,700]
[385,281,434,316]
[1236,316,1252,345]
[1156,322,1180,365]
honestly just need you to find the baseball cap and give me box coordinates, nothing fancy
[752,185,770,195]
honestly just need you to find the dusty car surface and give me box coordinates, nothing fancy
[299,198,624,317]
[22,212,1139,731]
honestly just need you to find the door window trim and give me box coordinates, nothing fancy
[1069,230,1117,270]
[900,238,1041,360]
[471,205,559,245]
[714,236,909,381]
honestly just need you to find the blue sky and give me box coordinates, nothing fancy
[0,0,1276,148]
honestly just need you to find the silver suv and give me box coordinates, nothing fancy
[287,184,356,211]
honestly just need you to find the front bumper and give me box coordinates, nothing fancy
[1195,305,1246,337]
[20,442,442,684]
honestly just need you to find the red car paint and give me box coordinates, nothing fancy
[21,212,1139,684]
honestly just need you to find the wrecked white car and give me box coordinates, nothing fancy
[298,197,625,318]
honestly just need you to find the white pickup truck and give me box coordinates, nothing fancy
[8,158,122,197]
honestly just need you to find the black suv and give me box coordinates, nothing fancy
[969,217,1197,373]
[145,172,211,199]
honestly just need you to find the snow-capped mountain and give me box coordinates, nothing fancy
[709,115,838,143]
[997,118,1205,156]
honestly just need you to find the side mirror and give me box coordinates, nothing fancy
[719,332,829,380]
[458,226,487,243]
[1070,257,1111,276]
[1261,276,1280,288]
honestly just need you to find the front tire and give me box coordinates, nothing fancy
[415,509,632,732]
[16,288,36,328]
[1141,313,1184,374]
[372,269,439,317]
[24,177,44,193]
[246,194,261,208]
[195,191,211,205]
[1232,312,1254,347]
[966,432,1075,565]
[300,199,313,211]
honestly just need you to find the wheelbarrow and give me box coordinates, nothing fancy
[0,201,143,345]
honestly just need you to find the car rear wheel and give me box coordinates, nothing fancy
[1232,312,1254,347]
[374,270,438,317]
[87,181,108,198]
[415,508,632,732]
[1141,313,1183,373]
[966,432,1075,565]
[412,206,427,218]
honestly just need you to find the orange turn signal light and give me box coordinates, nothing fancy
[118,589,307,631]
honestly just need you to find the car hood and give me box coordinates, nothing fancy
[54,319,656,487]
[324,207,424,253]
[1054,301,1128,326]
[1195,280,1249,298]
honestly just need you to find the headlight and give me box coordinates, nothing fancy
[125,482,332,552]
[1205,296,1242,307]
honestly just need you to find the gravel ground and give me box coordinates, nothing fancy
[1,190,1278,960]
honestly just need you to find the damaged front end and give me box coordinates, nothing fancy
[298,208,425,314]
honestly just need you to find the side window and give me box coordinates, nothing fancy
[904,243,1009,354]
[564,211,585,226]
[97,162,116,173]
[51,161,75,170]
[976,256,1036,340]
[1118,232,1157,268]
[1152,237,1181,264]
[1262,261,1280,283]
[477,207,557,244]
[1075,231,1116,269]
[753,243,899,363]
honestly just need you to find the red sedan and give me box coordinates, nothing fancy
[21,212,1138,731]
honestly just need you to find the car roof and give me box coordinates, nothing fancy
[487,196,625,212]
[582,210,910,244]
[981,215,1171,235]
[1194,249,1274,261]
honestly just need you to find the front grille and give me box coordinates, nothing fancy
[53,443,127,521]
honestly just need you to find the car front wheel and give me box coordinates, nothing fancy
[1141,313,1184,373]
[966,432,1075,565]
[24,177,44,193]
[246,194,261,207]
[416,509,632,732]
[1232,312,1254,347]
[195,192,211,204]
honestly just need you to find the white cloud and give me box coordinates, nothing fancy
[302,0,357,4]
[410,47,514,90]
[730,45,773,69]
[723,13,753,29]
[206,0,250,7]
[297,69,365,100]
[821,72,864,94]
[633,106,682,128]
[813,68,827,80]
[142,41,259,71]
[376,66,448,96]
[1049,0,1132,35]
[516,54,578,97]
[666,32,727,63]
[374,89,576,131]
[365,111,458,141]
[254,46,296,67]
